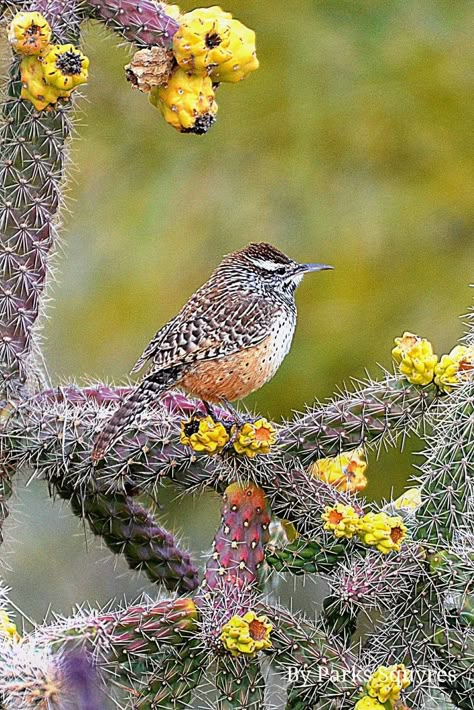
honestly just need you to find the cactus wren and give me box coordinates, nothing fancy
[92,242,332,461]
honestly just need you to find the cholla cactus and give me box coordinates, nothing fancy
[0,1,473,708]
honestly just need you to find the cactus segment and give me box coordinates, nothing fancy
[266,537,347,576]
[204,482,271,591]
[85,0,180,47]
[283,375,437,463]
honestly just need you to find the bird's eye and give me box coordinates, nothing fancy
[273,267,287,276]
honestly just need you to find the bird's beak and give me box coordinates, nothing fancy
[298,263,334,274]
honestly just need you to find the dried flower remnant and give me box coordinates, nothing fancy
[125,46,175,92]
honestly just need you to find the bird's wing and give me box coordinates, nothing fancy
[131,318,177,373]
[131,292,280,375]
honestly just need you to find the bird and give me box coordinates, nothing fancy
[91,242,332,462]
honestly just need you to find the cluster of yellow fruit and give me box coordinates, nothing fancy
[219,611,272,657]
[127,5,258,133]
[8,11,88,111]
[311,447,368,492]
[355,663,411,709]
[180,414,276,457]
[322,503,407,554]
[393,332,474,391]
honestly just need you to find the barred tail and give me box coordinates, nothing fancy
[91,377,166,462]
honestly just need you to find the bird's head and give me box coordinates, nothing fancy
[220,242,333,298]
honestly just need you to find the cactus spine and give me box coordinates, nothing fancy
[85,0,179,47]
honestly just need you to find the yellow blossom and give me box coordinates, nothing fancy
[232,418,277,457]
[357,512,407,554]
[322,503,360,540]
[220,611,272,657]
[434,345,474,392]
[392,332,438,386]
[0,611,21,643]
[392,331,419,363]
[172,6,258,82]
[311,447,368,493]
[151,67,217,133]
[8,11,51,56]
[393,487,422,511]
[354,697,385,710]
[41,44,89,91]
[366,664,411,703]
[180,414,229,454]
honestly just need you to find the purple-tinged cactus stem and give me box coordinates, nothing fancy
[85,0,179,47]
[37,385,205,416]
[108,597,198,657]
[30,0,83,42]
[44,598,199,658]
[0,0,84,549]
[1,0,83,405]
[53,474,200,593]
[283,375,437,462]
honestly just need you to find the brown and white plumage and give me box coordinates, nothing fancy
[92,243,332,462]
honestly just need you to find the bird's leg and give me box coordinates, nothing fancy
[203,400,217,418]
[220,398,246,426]
[218,399,247,453]
[203,399,245,429]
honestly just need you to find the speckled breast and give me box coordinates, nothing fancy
[178,310,296,402]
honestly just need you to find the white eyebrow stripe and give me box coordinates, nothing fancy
[250,258,285,271]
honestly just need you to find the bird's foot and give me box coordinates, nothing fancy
[220,399,246,426]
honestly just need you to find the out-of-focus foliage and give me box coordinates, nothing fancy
[2,0,473,620]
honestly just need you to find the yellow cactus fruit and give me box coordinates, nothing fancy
[172,6,233,73]
[392,331,438,386]
[20,55,69,111]
[232,418,277,457]
[41,44,89,91]
[150,67,217,133]
[311,447,368,493]
[180,414,229,454]
[393,487,422,511]
[8,11,51,56]
[0,611,21,643]
[210,21,259,83]
[321,503,360,540]
[366,664,411,703]
[357,512,407,554]
[434,344,474,392]
[354,697,385,710]
[172,6,258,82]
[220,611,272,657]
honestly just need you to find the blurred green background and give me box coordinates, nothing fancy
[3,0,474,627]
